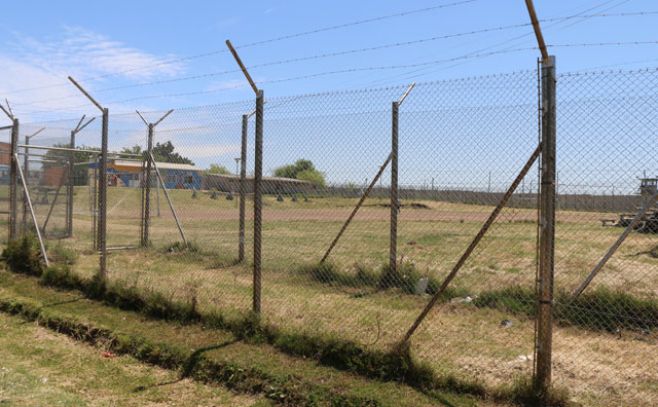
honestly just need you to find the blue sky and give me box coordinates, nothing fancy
[0,0,656,119]
[0,1,656,192]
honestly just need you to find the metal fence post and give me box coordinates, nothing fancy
[98,108,109,278]
[92,155,98,250]
[389,101,399,275]
[253,90,264,314]
[21,135,29,235]
[142,123,154,247]
[239,114,248,262]
[9,118,19,240]
[535,55,557,399]
[67,130,75,238]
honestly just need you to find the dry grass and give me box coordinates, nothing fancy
[11,186,658,406]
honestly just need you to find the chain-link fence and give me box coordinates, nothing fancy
[4,65,657,406]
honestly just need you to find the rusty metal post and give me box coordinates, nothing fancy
[535,55,557,399]
[9,118,19,240]
[253,90,264,314]
[389,101,400,276]
[239,114,248,262]
[98,108,109,278]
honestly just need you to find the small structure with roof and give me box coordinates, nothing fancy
[88,159,204,190]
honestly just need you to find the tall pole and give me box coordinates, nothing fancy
[142,123,154,247]
[389,101,399,276]
[22,135,29,234]
[9,118,19,240]
[535,55,557,399]
[226,38,263,315]
[67,129,75,237]
[136,109,173,248]
[239,114,248,262]
[253,90,264,314]
[98,108,109,278]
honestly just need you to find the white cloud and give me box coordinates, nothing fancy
[0,26,185,122]
[176,143,241,159]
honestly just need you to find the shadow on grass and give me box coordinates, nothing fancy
[132,338,240,393]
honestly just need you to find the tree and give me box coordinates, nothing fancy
[152,141,193,165]
[121,145,142,155]
[207,164,231,175]
[273,159,325,187]
[297,168,326,187]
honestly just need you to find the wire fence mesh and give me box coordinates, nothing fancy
[3,66,657,406]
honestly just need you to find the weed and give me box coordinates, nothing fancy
[2,235,43,277]
[48,243,78,265]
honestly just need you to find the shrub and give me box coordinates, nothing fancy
[298,261,342,284]
[2,235,43,276]
[378,259,423,293]
[49,243,78,265]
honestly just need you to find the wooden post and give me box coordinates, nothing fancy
[389,101,399,276]
[253,90,264,314]
[239,114,248,262]
[535,55,557,399]
[9,118,19,240]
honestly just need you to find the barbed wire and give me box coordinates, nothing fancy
[2,0,479,96]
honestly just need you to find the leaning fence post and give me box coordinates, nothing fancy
[535,55,557,398]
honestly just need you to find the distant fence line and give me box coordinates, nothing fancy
[312,185,642,213]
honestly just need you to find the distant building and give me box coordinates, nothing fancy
[88,159,204,190]
[203,173,315,194]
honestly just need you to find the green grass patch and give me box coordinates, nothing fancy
[297,261,469,301]
[474,286,658,332]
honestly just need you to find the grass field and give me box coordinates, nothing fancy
[0,312,266,406]
[5,185,658,406]
[0,271,491,407]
